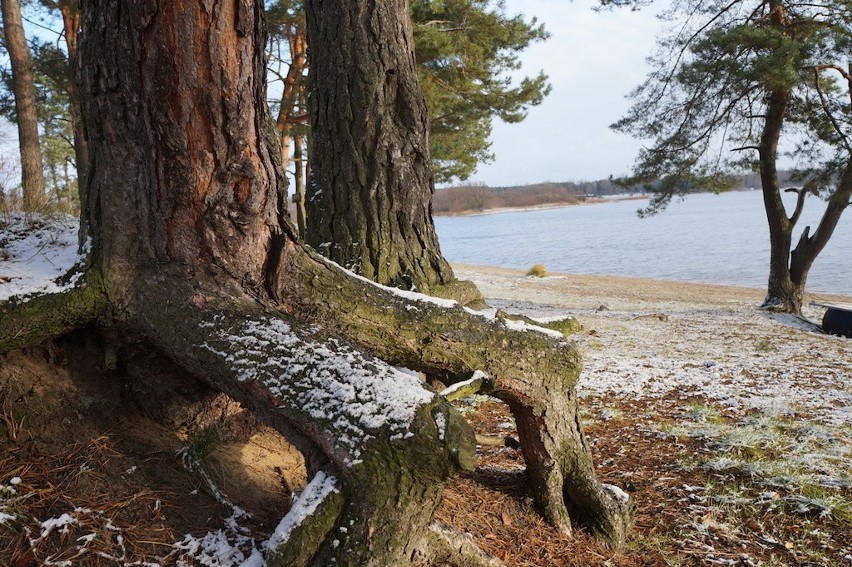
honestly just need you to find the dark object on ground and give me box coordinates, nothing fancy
[821,305,852,338]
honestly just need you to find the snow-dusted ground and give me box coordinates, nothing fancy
[459,264,851,501]
[4,220,849,565]
[454,264,850,427]
[0,213,85,301]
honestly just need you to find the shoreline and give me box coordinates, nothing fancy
[451,263,852,315]
[434,194,649,218]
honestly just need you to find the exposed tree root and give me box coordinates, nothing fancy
[277,244,635,546]
[0,273,107,354]
[414,522,507,567]
[119,274,476,565]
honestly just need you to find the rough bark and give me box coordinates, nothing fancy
[1,0,46,212]
[303,0,483,306]
[0,272,107,354]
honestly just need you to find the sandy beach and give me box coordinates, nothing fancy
[453,263,852,314]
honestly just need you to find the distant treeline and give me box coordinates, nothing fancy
[433,173,795,215]
[432,179,629,215]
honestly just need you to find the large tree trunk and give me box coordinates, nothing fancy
[1,0,631,562]
[303,0,482,306]
[1,0,46,212]
[73,1,481,564]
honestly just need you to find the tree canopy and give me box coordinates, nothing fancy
[611,0,852,312]
[613,0,851,209]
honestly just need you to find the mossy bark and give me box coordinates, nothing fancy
[277,245,634,546]
[303,0,483,307]
[0,272,108,354]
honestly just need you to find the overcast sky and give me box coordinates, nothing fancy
[465,0,664,187]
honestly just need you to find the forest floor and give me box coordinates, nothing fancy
[1,216,850,566]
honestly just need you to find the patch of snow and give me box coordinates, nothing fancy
[500,317,564,338]
[602,483,630,504]
[0,213,85,302]
[462,306,565,339]
[434,412,446,441]
[265,471,339,551]
[317,255,458,308]
[40,513,78,537]
[202,315,435,464]
[578,309,852,426]
[440,370,489,398]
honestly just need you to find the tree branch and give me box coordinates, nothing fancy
[784,184,813,226]
[813,66,852,153]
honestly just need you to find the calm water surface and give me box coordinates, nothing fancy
[434,191,852,296]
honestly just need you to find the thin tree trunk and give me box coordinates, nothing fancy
[294,133,307,239]
[1,0,46,212]
[303,0,482,306]
[59,0,89,192]
[757,5,800,313]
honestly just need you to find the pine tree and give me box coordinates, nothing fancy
[612,0,852,314]
[265,0,550,185]
[413,0,550,183]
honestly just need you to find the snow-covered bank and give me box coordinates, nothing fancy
[0,213,85,301]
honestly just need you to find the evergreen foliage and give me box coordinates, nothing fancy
[412,0,551,182]
[611,0,852,312]
[265,0,551,184]
[612,0,851,215]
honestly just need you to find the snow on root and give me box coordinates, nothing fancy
[202,315,435,464]
[266,471,339,550]
[318,255,458,308]
[0,213,85,302]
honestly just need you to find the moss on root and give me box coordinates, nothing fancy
[0,272,108,354]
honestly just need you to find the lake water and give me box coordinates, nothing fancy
[434,190,852,296]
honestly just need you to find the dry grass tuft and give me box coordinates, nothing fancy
[526,264,548,278]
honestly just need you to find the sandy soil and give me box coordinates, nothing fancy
[453,263,852,314]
